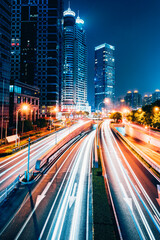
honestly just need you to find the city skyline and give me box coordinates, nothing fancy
[65,0,160,105]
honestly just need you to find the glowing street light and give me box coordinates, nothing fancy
[154,106,159,113]
[15,104,29,147]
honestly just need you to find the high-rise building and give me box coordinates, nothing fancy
[142,94,152,106]
[0,0,11,137]
[94,43,115,111]
[11,0,63,117]
[124,91,132,108]
[124,90,142,109]
[62,6,88,112]
[152,89,160,103]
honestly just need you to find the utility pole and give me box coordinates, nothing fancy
[27,137,30,181]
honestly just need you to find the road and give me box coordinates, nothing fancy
[100,120,160,240]
[0,121,89,192]
[0,130,94,240]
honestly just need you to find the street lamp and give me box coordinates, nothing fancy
[15,104,29,147]
[154,106,159,113]
[96,98,110,147]
[54,107,58,144]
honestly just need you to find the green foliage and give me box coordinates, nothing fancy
[92,167,117,240]
[110,112,122,123]
[127,100,160,129]
[34,118,47,128]
[23,120,33,132]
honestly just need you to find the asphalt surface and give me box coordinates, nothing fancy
[0,131,94,240]
[100,120,160,240]
[0,121,88,192]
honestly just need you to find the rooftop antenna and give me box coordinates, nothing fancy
[77,10,79,18]
[68,1,70,9]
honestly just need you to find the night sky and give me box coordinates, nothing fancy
[64,0,160,106]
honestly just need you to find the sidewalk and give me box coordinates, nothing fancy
[0,126,63,158]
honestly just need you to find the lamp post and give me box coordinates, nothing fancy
[96,98,110,147]
[27,137,30,181]
[15,104,29,147]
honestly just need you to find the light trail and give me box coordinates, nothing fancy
[102,121,156,239]
[45,131,95,240]
[108,122,160,230]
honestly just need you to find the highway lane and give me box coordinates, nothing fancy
[0,131,94,240]
[100,120,160,240]
[0,121,89,191]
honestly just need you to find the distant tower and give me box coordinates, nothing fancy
[62,6,87,111]
[94,43,115,111]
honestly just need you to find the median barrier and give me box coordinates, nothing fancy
[35,121,93,171]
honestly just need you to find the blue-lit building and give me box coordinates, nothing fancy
[62,6,89,112]
[94,43,115,111]
[0,0,11,133]
[10,0,63,117]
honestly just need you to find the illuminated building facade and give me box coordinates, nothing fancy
[94,43,115,111]
[142,94,152,106]
[62,6,88,112]
[0,0,11,133]
[152,89,160,103]
[9,80,39,125]
[11,0,63,117]
[124,90,142,109]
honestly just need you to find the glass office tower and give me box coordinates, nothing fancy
[94,43,115,111]
[0,0,11,135]
[62,7,88,111]
[11,0,63,117]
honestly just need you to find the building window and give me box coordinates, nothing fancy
[23,97,26,103]
[32,99,35,105]
[17,96,21,104]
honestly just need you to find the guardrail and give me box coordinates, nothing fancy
[0,122,93,204]
[12,127,65,154]
[0,175,20,204]
[111,126,160,175]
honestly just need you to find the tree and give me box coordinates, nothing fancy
[35,118,47,128]
[23,120,33,132]
[152,112,160,129]
[110,112,122,123]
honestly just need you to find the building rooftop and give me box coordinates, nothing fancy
[95,43,115,51]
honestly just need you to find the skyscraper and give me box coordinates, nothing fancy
[0,0,11,137]
[94,43,115,111]
[124,90,142,109]
[152,89,160,103]
[62,6,88,112]
[11,0,63,117]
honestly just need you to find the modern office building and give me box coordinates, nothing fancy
[9,80,39,126]
[11,0,63,117]
[0,0,11,137]
[152,89,160,103]
[124,91,132,108]
[142,94,152,106]
[94,43,115,111]
[124,90,142,109]
[62,6,88,112]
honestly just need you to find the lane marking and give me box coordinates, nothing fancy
[69,183,77,209]
[13,140,83,240]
